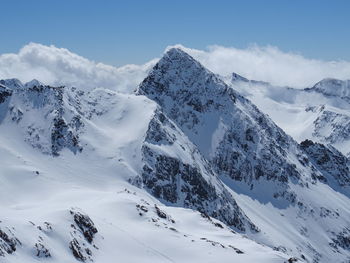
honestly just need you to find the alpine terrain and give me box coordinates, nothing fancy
[1,47,350,263]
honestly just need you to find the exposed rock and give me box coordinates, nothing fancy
[52,117,82,156]
[70,209,98,244]
[0,228,19,256]
[140,110,258,232]
[0,86,12,104]
[35,242,51,258]
[68,209,98,262]
[330,228,350,252]
[69,238,87,262]
[301,139,350,187]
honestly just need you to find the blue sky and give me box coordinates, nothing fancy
[1,0,349,66]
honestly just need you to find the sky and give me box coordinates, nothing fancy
[1,0,350,91]
[1,0,350,66]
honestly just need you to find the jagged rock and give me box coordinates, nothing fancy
[0,228,19,256]
[0,79,83,155]
[68,209,98,262]
[140,110,258,232]
[52,117,82,156]
[154,205,168,219]
[301,139,350,187]
[70,209,98,244]
[69,238,87,262]
[0,86,12,104]
[35,242,51,258]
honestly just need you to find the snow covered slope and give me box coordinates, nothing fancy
[1,48,350,263]
[0,79,288,262]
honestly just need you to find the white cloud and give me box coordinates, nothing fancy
[0,42,157,92]
[1,42,350,92]
[170,44,350,88]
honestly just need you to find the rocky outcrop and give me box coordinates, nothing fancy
[330,227,350,252]
[0,227,20,257]
[140,110,258,232]
[0,85,12,104]
[69,208,98,262]
[0,80,83,156]
[301,139,350,187]
[51,117,82,156]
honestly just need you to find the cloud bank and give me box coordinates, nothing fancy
[1,42,350,92]
[0,43,156,92]
[174,44,350,88]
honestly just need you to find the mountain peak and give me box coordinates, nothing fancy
[164,47,189,57]
[232,72,249,83]
[0,78,24,89]
[137,46,226,99]
[307,78,350,99]
[25,79,44,89]
[158,47,204,71]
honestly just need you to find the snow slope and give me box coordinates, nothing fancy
[0,79,288,262]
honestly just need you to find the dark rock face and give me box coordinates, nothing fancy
[0,86,12,123]
[0,228,19,256]
[69,209,98,262]
[301,139,350,187]
[0,86,12,104]
[26,85,64,109]
[69,238,87,262]
[26,85,83,156]
[154,205,168,219]
[70,210,98,244]
[211,125,300,185]
[140,110,258,232]
[51,117,82,156]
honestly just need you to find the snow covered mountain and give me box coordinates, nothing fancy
[0,74,287,262]
[229,74,350,157]
[1,48,350,263]
[306,78,350,101]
